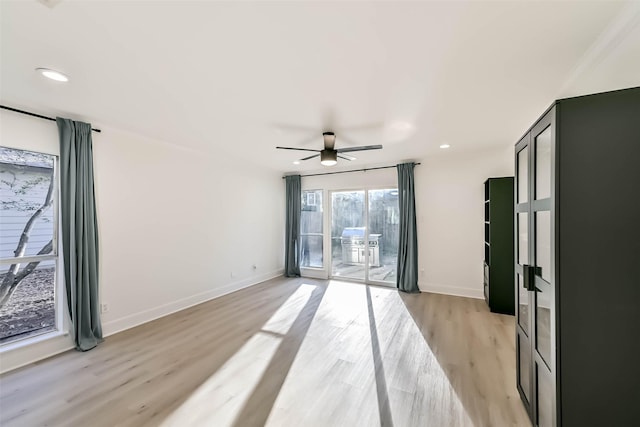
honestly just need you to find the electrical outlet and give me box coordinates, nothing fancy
[100,303,109,313]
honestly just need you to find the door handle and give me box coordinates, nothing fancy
[522,265,540,291]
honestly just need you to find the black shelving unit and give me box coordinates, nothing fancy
[483,177,514,314]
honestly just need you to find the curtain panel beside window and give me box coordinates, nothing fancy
[57,117,103,351]
[284,175,301,277]
[396,162,419,293]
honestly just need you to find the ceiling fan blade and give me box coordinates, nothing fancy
[337,154,355,161]
[276,146,321,153]
[301,153,321,161]
[337,145,383,153]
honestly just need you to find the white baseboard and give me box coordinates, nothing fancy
[102,269,283,337]
[419,282,484,299]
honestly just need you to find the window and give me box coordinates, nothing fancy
[301,190,323,268]
[0,146,59,345]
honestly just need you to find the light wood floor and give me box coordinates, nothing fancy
[0,277,530,427]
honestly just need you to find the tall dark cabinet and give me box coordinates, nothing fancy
[483,177,514,314]
[514,87,640,427]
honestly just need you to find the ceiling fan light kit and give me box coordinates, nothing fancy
[276,131,382,166]
[320,149,338,166]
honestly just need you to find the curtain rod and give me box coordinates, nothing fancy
[1,105,102,133]
[282,162,420,179]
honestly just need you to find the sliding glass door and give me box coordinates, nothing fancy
[330,189,398,285]
[330,191,366,281]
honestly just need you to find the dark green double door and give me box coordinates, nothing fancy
[515,108,555,427]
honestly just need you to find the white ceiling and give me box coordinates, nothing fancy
[2,1,639,173]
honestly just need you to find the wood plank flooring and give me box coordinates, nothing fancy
[0,277,531,427]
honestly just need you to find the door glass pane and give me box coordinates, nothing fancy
[518,274,528,334]
[331,191,365,280]
[368,189,398,284]
[537,363,553,427]
[518,213,528,265]
[301,190,323,268]
[536,211,551,282]
[517,146,528,203]
[536,286,552,367]
[518,334,531,401]
[536,126,551,200]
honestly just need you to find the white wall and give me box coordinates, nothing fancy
[416,146,513,298]
[0,110,285,373]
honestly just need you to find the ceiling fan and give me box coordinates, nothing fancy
[276,132,383,166]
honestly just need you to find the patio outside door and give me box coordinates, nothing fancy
[330,189,398,286]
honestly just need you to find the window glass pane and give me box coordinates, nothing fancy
[518,146,528,203]
[0,147,55,258]
[301,190,323,268]
[535,126,551,200]
[0,146,58,344]
[368,189,399,284]
[0,262,56,343]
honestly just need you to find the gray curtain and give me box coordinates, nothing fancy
[396,162,420,293]
[284,175,301,277]
[57,117,103,351]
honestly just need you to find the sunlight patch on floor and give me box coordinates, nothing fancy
[265,280,380,426]
[160,284,316,427]
[368,286,474,427]
[262,283,315,335]
[266,282,473,426]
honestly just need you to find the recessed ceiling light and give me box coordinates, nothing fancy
[293,160,300,165]
[36,68,69,82]
[439,144,451,149]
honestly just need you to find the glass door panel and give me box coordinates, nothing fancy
[536,211,551,283]
[518,146,529,203]
[331,191,366,280]
[535,126,552,200]
[517,274,529,333]
[536,283,552,368]
[518,212,528,265]
[518,334,531,402]
[536,364,553,427]
[367,189,399,284]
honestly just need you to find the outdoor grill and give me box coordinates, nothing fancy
[340,227,381,266]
